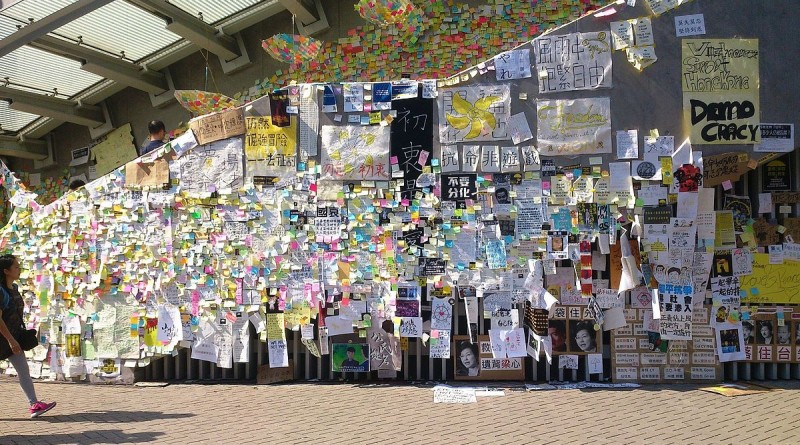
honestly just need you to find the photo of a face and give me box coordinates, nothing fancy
[455,341,480,377]
[569,320,597,353]
[549,320,567,352]
[757,320,774,345]
[777,324,791,345]
[742,321,754,344]
[796,322,800,344]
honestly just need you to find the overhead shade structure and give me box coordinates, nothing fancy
[174,90,241,116]
[261,34,322,65]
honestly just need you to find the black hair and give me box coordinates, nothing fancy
[346,346,355,353]
[148,120,166,135]
[0,254,16,291]
[68,179,86,191]
[456,341,479,374]
[571,321,597,351]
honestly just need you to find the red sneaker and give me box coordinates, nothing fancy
[29,401,56,418]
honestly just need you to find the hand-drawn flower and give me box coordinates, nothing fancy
[446,93,500,139]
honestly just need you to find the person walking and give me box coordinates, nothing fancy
[0,254,56,418]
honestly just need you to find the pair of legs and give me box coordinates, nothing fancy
[8,352,38,404]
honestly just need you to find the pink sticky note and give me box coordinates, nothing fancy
[390,156,399,165]
[722,180,733,190]
[418,150,429,166]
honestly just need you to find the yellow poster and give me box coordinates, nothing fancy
[245,116,297,182]
[714,210,736,247]
[681,39,759,144]
[741,254,800,304]
[91,123,139,176]
[266,313,286,340]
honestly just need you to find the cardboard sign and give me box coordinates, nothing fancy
[257,360,295,384]
[610,238,641,289]
[190,108,246,145]
[702,152,751,187]
[453,335,524,381]
[125,158,169,187]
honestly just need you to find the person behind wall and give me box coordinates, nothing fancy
[140,120,166,156]
[68,179,85,191]
[0,254,57,418]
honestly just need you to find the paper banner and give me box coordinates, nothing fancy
[682,39,760,145]
[537,98,612,156]
[533,31,613,93]
[320,125,390,180]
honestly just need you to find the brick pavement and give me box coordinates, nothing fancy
[1,378,799,444]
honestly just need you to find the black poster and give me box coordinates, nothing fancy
[441,173,477,208]
[390,89,434,200]
[762,155,792,191]
[419,258,447,276]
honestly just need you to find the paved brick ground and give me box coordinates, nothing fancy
[1,377,799,444]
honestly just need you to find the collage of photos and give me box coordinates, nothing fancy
[742,313,800,362]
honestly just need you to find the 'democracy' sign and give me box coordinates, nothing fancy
[681,39,760,144]
[536,98,612,155]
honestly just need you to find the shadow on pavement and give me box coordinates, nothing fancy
[0,410,194,423]
[0,429,164,444]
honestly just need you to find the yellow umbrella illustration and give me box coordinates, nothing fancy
[446,93,500,139]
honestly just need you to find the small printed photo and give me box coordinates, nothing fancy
[776,323,791,345]
[332,343,370,373]
[795,321,800,344]
[549,320,567,352]
[756,320,774,345]
[741,320,755,344]
[569,320,598,353]
[455,340,480,377]
[719,328,742,353]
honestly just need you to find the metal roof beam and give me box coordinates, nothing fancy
[0,0,115,58]
[126,0,241,61]
[0,86,105,128]
[0,134,48,160]
[29,36,168,94]
[277,0,319,25]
